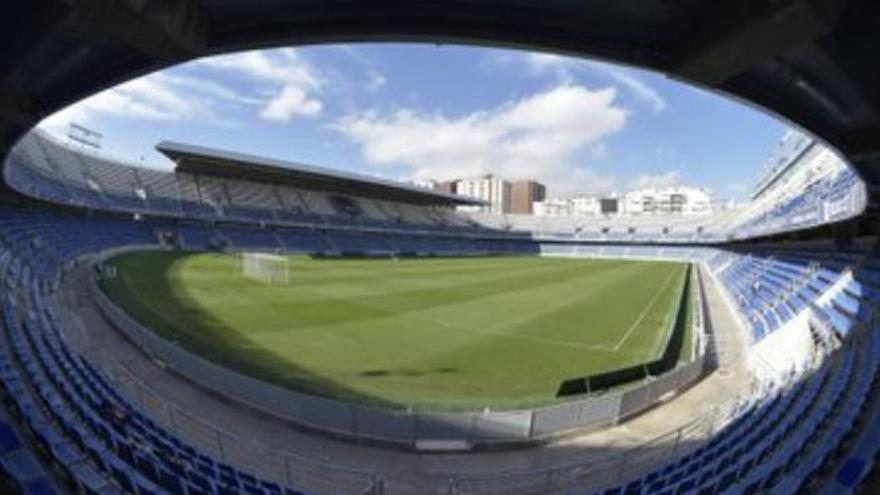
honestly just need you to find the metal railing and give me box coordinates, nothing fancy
[59,260,748,495]
[98,351,382,495]
[72,249,727,495]
[445,383,747,495]
[692,264,706,360]
[90,259,708,449]
[57,269,381,495]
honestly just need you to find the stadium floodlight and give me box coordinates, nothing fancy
[67,122,103,149]
[241,252,289,285]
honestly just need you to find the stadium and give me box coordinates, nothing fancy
[0,2,879,495]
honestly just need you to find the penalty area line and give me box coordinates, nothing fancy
[417,314,613,352]
[612,268,682,351]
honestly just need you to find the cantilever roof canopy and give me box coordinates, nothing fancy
[156,141,484,207]
[4,0,880,212]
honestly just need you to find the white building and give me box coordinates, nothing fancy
[455,174,511,213]
[570,196,601,215]
[533,187,714,217]
[533,198,572,216]
[622,186,713,216]
[533,195,609,217]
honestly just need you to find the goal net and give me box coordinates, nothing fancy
[241,252,289,285]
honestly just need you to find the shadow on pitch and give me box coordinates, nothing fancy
[110,250,405,409]
[359,367,458,378]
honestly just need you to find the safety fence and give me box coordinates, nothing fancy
[96,348,381,495]
[58,263,381,495]
[89,256,709,449]
[445,384,747,495]
[561,265,693,395]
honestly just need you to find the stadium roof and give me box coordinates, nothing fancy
[2,1,880,218]
[156,140,484,206]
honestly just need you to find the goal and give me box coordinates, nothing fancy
[241,252,289,285]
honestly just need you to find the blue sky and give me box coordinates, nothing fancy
[39,43,787,200]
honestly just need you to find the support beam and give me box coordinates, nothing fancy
[0,92,39,126]
[674,0,842,85]
[839,127,880,161]
[71,0,207,61]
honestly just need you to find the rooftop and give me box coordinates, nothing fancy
[156,141,485,207]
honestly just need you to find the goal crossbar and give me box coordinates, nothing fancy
[241,252,289,285]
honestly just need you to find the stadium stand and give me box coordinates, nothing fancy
[0,199,877,494]
[6,130,868,248]
[2,1,880,493]
[0,100,877,493]
[0,150,879,493]
[5,132,495,238]
[465,134,866,243]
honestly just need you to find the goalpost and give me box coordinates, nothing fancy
[241,252,289,285]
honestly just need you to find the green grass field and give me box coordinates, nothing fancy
[101,252,690,410]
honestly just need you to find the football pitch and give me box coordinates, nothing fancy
[101,252,691,410]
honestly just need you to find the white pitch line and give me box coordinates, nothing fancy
[283,267,671,353]
[612,268,682,351]
[301,276,616,352]
[421,314,612,351]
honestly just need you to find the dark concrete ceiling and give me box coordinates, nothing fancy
[2,0,878,211]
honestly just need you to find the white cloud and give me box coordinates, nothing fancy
[336,46,389,94]
[38,72,246,135]
[628,170,683,190]
[260,85,322,121]
[555,168,619,197]
[523,53,571,74]
[199,48,320,89]
[366,70,387,92]
[485,52,570,79]
[156,73,260,106]
[597,67,667,113]
[335,84,627,195]
[198,48,323,121]
[496,52,668,114]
